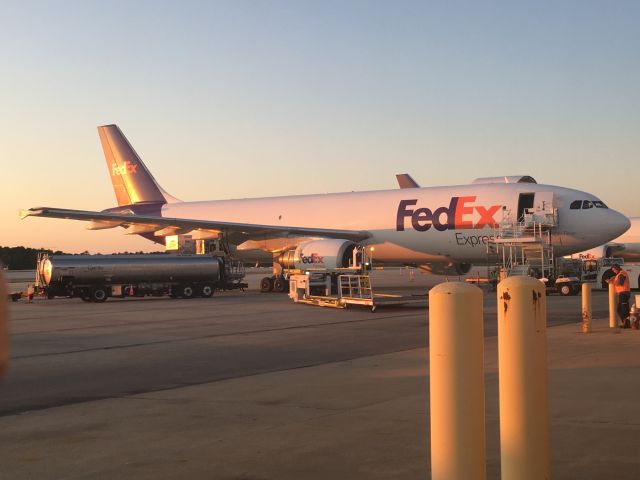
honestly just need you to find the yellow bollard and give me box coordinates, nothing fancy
[0,269,9,379]
[608,282,619,329]
[429,282,485,480]
[582,283,592,333]
[497,276,550,480]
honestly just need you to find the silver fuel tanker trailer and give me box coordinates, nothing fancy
[35,253,247,302]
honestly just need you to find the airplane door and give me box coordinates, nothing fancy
[533,191,555,215]
[517,193,535,221]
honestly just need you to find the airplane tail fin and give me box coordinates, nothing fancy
[98,124,181,207]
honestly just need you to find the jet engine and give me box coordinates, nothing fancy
[577,243,640,262]
[276,239,358,271]
[605,243,640,262]
[418,261,473,276]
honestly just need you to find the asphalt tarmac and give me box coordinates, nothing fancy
[2,271,598,416]
[1,271,629,479]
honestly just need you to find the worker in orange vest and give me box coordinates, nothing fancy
[609,264,631,328]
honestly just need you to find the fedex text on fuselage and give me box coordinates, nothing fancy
[396,196,502,232]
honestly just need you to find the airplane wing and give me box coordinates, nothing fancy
[20,207,372,244]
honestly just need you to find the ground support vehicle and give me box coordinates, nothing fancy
[34,253,247,302]
[579,257,640,290]
[541,275,582,296]
[288,273,427,312]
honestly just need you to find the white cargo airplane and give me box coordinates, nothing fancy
[21,125,630,289]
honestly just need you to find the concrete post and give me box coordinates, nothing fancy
[429,282,485,480]
[582,283,592,334]
[497,276,550,480]
[608,282,619,329]
[0,269,9,379]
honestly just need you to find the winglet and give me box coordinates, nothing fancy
[19,208,36,219]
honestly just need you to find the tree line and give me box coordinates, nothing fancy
[1,247,167,270]
[0,246,67,270]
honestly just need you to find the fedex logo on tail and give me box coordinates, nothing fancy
[396,197,502,232]
[111,161,138,176]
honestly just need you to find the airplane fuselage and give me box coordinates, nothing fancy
[162,182,629,263]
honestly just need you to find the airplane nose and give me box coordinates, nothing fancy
[606,210,631,239]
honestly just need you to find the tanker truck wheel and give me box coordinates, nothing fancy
[91,287,109,303]
[201,284,214,298]
[260,277,274,293]
[181,285,195,299]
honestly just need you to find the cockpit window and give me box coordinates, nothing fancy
[571,199,609,209]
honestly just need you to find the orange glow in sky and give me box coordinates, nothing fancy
[2,2,639,253]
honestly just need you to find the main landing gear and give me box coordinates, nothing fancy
[260,276,289,293]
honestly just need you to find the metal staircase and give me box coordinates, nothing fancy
[339,275,373,299]
[489,207,557,279]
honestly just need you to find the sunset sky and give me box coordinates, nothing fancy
[2,1,639,253]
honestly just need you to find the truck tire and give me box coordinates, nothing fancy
[273,277,288,293]
[201,284,214,298]
[181,285,195,299]
[260,277,274,293]
[91,287,109,303]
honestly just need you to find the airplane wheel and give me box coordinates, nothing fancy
[201,284,214,298]
[273,277,287,293]
[260,277,274,293]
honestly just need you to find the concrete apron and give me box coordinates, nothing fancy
[0,318,638,480]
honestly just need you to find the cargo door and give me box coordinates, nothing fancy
[517,193,535,221]
[533,191,555,215]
